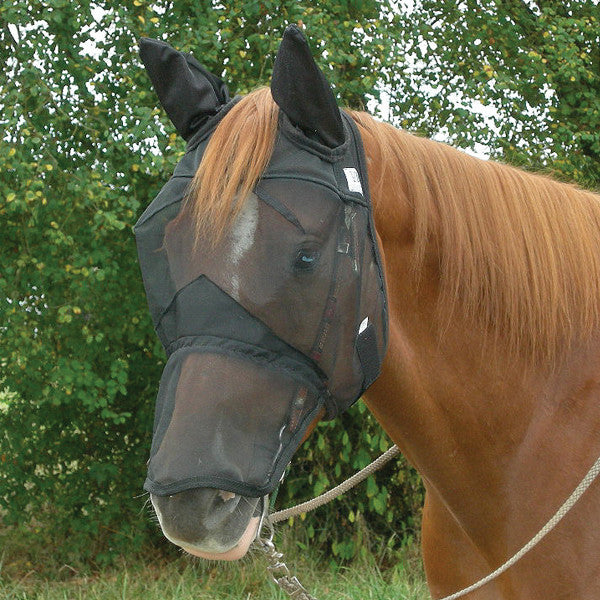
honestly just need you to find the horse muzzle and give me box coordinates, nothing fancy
[151,488,263,560]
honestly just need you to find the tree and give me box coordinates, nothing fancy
[389,0,600,188]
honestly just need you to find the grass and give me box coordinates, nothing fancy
[0,537,431,600]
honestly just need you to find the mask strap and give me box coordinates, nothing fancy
[356,321,380,389]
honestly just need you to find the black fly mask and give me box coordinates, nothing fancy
[135,26,388,498]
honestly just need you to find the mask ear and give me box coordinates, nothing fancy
[271,25,345,148]
[139,38,230,140]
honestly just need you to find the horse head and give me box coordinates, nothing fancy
[134,27,387,559]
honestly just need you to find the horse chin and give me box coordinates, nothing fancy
[181,516,259,560]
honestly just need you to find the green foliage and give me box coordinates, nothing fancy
[0,0,411,567]
[277,402,424,563]
[390,0,600,189]
[0,543,429,600]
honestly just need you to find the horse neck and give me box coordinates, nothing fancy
[366,226,541,487]
[360,122,600,541]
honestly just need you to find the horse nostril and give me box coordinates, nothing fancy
[218,490,236,502]
[205,490,241,525]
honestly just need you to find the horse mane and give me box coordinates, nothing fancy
[350,111,600,363]
[183,88,600,363]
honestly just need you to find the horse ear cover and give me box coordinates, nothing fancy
[139,37,230,140]
[271,25,345,148]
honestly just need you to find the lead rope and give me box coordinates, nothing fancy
[255,446,600,600]
[255,445,400,600]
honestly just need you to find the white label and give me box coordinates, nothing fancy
[359,316,369,334]
[344,167,363,195]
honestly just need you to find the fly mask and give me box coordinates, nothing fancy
[134,25,388,499]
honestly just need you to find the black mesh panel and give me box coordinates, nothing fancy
[146,348,321,496]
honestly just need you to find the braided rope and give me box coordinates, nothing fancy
[269,444,400,524]
[261,440,600,600]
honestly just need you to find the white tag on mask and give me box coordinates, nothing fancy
[344,168,363,195]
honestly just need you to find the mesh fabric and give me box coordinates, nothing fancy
[135,111,387,497]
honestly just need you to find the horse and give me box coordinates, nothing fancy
[135,27,600,599]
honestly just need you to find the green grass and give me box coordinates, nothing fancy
[0,540,430,600]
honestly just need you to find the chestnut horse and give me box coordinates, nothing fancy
[138,36,600,600]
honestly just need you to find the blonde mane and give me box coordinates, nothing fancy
[184,90,600,362]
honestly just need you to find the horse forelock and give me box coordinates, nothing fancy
[182,87,279,247]
[350,111,600,364]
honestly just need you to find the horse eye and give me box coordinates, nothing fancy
[293,249,320,272]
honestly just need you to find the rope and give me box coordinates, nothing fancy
[257,445,401,600]
[435,452,600,600]
[269,444,400,523]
